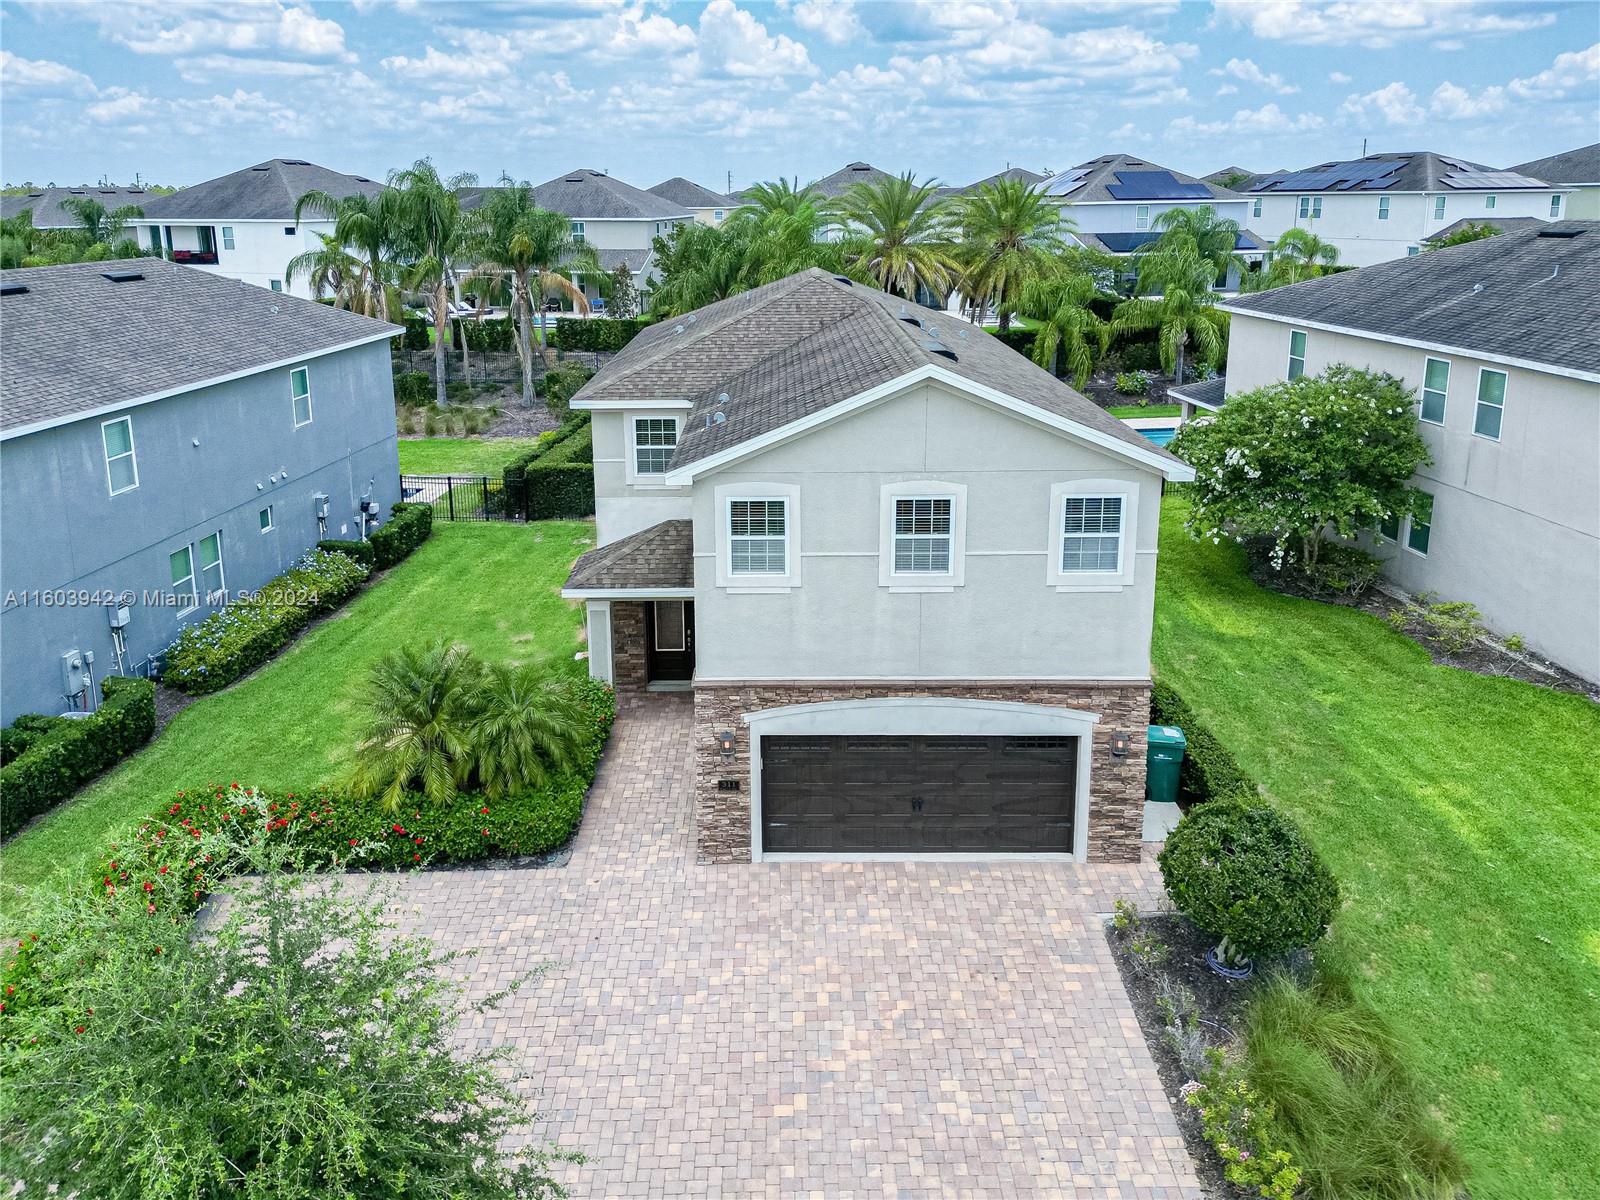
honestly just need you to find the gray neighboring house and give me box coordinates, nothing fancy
[647,177,738,226]
[1510,143,1600,220]
[0,258,402,721]
[1,186,154,230]
[561,268,1193,865]
[809,161,894,198]
[1219,221,1600,682]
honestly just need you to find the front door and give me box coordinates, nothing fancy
[645,600,695,682]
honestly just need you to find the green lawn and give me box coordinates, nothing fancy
[1153,496,1600,1200]
[397,437,545,475]
[1107,403,1181,418]
[0,523,592,905]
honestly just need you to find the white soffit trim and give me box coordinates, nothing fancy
[661,364,1195,484]
[1218,307,1600,384]
[572,397,694,411]
[559,586,695,600]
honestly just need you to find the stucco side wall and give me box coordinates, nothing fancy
[590,409,693,545]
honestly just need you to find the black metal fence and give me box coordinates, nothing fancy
[401,474,528,522]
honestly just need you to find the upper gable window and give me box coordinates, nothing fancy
[102,416,138,496]
[1046,480,1139,590]
[1135,204,1150,230]
[715,483,801,591]
[1287,330,1307,380]
[878,482,968,590]
[291,366,313,427]
[1378,196,1390,220]
[633,417,678,475]
[1252,197,1262,218]
[1484,194,1496,210]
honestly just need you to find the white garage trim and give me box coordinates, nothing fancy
[742,697,1098,863]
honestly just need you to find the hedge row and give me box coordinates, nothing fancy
[1151,679,1257,805]
[400,315,430,352]
[370,502,433,569]
[0,678,157,840]
[503,416,595,519]
[316,538,377,568]
[393,370,431,406]
[451,317,516,353]
[548,317,649,354]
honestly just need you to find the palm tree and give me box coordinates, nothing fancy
[285,233,365,308]
[0,210,39,268]
[468,664,586,800]
[1145,204,1245,284]
[352,641,481,811]
[834,172,958,299]
[466,178,598,405]
[648,220,753,316]
[294,188,405,320]
[1112,244,1227,383]
[737,179,842,286]
[60,196,144,248]
[390,159,478,407]
[1010,269,1110,388]
[954,178,1073,331]
[1269,227,1340,281]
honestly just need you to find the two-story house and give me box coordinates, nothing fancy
[529,169,692,303]
[647,178,737,226]
[1,185,154,234]
[561,269,1194,864]
[1219,222,1600,682]
[1039,154,1265,290]
[1511,143,1600,220]
[0,258,402,721]
[127,159,385,299]
[1243,151,1568,267]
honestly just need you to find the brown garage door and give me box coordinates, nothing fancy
[760,735,1076,854]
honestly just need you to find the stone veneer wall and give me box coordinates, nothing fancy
[610,602,648,694]
[693,681,1150,865]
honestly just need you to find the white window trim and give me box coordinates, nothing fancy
[1046,479,1139,591]
[1484,195,1496,210]
[1134,204,1150,230]
[1432,196,1446,221]
[1252,198,1262,218]
[714,482,801,591]
[1550,194,1562,218]
[1378,196,1390,220]
[198,531,226,602]
[290,365,313,428]
[259,505,274,533]
[1473,366,1507,442]
[878,481,967,591]
[170,545,197,617]
[1419,356,1450,426]
[101,416,139,497]
[1287,329,1307,380]
[221,226,235,250]
[624,412,684,488]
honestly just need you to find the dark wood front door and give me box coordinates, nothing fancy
[760,735,1076,854]
[644,600,694,682]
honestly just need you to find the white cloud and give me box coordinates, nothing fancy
[1211,57,1298,95]
[1339,81,1425,126]
[1215,83,1238,96]
[0,49,94,93]
[1170,102,1325,137]
[86,88,152,123]
[106,2,356,63]
[382,39,514,80]
[1429,80,1506,120]
[679,0,814,80]
[1328,71,1352,84]
[785,0,864,46]
[1507,42,1599,101]
[1214,0,1556,49]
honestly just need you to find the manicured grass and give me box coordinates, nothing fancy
[397,437,545,475]
[1153,496,1600,1200]
[0,523,592,906]
[1108,403,1181,418]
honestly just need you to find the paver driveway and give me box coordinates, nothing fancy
[387,697,1201,1198]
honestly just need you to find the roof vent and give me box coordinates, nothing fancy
[923,338,957,361]
[716,392,729,406]
[565,175,584,183]
[0,283,29,297]
[250,165,271,171]
[1537,226,1583,238]
[831,275,853,285]
[712,411,727,425]
[685,313,697,324]
[672,323,685,335]
[100,271,144,283]
[899,315,922,328]
[282,159,311,166]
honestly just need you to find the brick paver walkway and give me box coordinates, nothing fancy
[386,696,1200,1198]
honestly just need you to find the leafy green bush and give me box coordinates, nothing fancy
[541,362,595,419]
[452,316,516,352]
[1303,543,1384,599]
[393,369,431,406]
[401,314,430,351]
[1386,592,1486,655]
[1180,1068,1301,1200]
[549,316,647,353]
[1117,338,1162,372]
[0,678,157,839]
[1,714,67,766]
[315,537,377,568]
[993,327,1037,360]
[162,550,369,695]
[369,501,433,570]
[1114,369,1152,396]
[1150,680,1256,805]
[1159,800,1340,963]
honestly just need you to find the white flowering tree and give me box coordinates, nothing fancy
[1169,365,1431,569]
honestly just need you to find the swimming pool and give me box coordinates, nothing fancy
[1139,425,1178,446]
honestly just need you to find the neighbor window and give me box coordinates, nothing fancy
[1550,194,1562,218]
[101,416,138,496]
[1420,357,1450,424]
[570,220,585,243]
[1432,196,1446,220]
[259,505,274,532]
[1474,369,1506,440]
[1060,496,1123,573]
[221,226,235,249]
[633,417,677,475]
[1406,246,1420,256]
[1484,194,1496,210]
[290,366,312,427]
[270,279,283,292]
[892,497,953,574]
[1406,492,1433,556]
[198,532,224,600]
[1378,512,1400,542]
[1298,196,1321,219]
[714,209,725,221]
[1252,197,1262,218]
[149,226,164,251]
[1287,329,1307,380]
[1378,196,1390,220]
[728,499,787,575]
[1135,204,1150,230]
[170,546,196,615]
[283,226,296,236]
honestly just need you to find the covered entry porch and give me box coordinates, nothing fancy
[561,519,696,693]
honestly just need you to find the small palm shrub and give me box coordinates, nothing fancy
[1159,801,1340,965]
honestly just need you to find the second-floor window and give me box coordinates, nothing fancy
[290,366,313,427]
[1061,496,1123,573]
[1550,194,1562,218]
[1298,196,1321,219]
[1474,369,1506,440]
[221,226,235,249]
[102,416,138,496]
[1252,197,1262,218]
[892,497,953,573]
[198,531,225,600]
[1484,195,1496,210]
[1432,196,1446,220]
[729,499,787,575]
[170,546,197,616]
[1287,329,1307,380]
[149,226,164,252]
[1135,205,1150,230]
[1420,358,1449,424]
[633,417,677,475]
[570,220,585,243]
[1378,196,1390,220]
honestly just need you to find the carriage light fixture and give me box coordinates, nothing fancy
[715,730,737,759]
[1108,730,1131,759]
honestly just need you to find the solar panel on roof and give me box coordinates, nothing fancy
[1443,170,1545,190]
[1043,168,1089,196]
[1106,171,1213,200]
[1258,159,1403,192]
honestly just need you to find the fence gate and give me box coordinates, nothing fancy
[400,474,527,522]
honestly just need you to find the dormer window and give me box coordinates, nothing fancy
[634,417,677,475]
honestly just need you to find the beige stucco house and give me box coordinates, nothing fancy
[561,269,1193,864]
[1219,221,1600,682]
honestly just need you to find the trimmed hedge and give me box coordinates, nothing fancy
[503,417,595,519]
[393,370,431,406]
[162,551,370,695]
[548,317,648,354]
[400,315,430,352]
[0,678,157,839]
[1151,679,1256,805]
[452,317,516,353]
[369,502,433,570]
[316,538,377,568]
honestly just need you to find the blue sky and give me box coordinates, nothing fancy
[2,1,1596,191]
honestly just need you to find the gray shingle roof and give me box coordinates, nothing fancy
[648,177,736,209]
[1,187,156,229]
[135,160,384,222]
[810,162,895,198]
[1246,151,1551,194]
[0,257,400,435]
[574,269,1186,474]
[596,248,652,275]
[564,520,692,591]
[1223,221,1600,376]
[1042,154,1243,203]
[1509,143,1600,185]
[530,169,691,221]
[1168,376,1228,410]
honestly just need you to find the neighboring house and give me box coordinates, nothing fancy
[0,258,402,721]
[1168,375,1228,424]
[560,268,1194,864]
[648,177,738,226]
[1244,151,1568,267]
[1,186,154,231]
[809,161,895,198]
[1423,215,1546,246]
[1510,143,1600,220]
[1038,153,1265,290]
[1219,222,1600,682]
[127,159,385,299]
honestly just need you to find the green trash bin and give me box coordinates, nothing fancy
[1146,724,1187,805]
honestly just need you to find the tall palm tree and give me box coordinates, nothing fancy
[1010,269,1110,388]
[390,159,478,408]
[834,172,958,299]
[294,188,405,320]
[285,233,365,308]
[1112,244,1227,383]
[737,179,842,285]
[954,178,1073,331]
[465,177,598,406]
[1268,227,1340,283]
[59,196,144,248]
[1145,204,1245,283]
[648,220,754,316]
